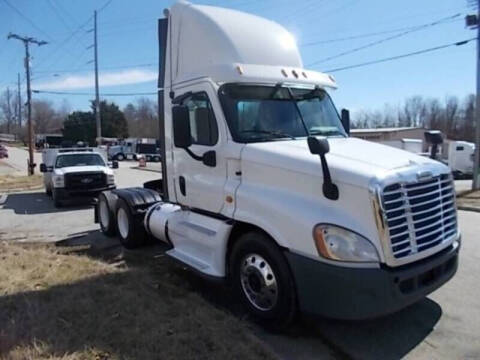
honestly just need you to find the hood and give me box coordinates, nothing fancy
[242,137,442,188]
[55,166,111,175]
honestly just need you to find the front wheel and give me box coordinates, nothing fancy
[115,153,125,161]
[52,190,62,208]
[230,232,297,326]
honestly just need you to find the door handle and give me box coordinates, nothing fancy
[179,176,186,196]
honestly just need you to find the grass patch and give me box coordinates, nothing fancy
[0,174,43,193]
[0,242,275,360]
[457,190,480,211]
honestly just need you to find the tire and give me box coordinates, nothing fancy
[52,190,62,208]
[115,198,147,249]
[46,187,52,197]
[115,153,125,161]
[146,155,152,162]
[230,232,297,327]
[98,193,116,236]
[153,156,161,162]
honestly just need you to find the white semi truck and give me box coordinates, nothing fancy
[94,2,460,324]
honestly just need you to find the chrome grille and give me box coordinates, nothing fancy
[381,173,457,259]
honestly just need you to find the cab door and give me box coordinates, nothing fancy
[172,83,227,213]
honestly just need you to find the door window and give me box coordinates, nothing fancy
[181,92,218,146]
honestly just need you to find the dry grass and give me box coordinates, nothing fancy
[0,242,275,360]
[0,174,43,193]
[457,190,480,211]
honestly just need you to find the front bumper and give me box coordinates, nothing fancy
[285,239,460,320]
[55,185,116,199]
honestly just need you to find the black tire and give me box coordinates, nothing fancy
[146,155,152,162]
[98,193,116,237]
[115,153,125,161]
[46,186,52,197]
[115,198,147,249]
[153,156,161,162]
[52,190,62,208]
[230,232,297,327]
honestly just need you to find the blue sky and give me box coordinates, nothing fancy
[0,0,475,114]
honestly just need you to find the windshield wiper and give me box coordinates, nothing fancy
[241,130,296,140]
[309,129,344,136]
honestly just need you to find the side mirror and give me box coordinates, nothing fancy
[307,136,339,200]
[39,163,47,173]
[341,108,350,135]
[111,160,119,169]
[308,136,330,155]
[173,106,192,148]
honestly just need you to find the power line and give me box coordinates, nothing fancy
[98,0,114,13]
[322,38,476,73]
[1,0,54,41]
[301,18,461,47]
[308,13,462,66]
[32,90,156,96]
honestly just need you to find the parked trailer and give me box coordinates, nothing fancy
[94,2,460,326]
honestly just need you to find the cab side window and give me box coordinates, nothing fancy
[182,92,218,146]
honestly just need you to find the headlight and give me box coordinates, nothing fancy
[107,174,115,185]
[52,175,64,188]
[313,224,379,262]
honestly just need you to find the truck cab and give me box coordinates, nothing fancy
[40,148,117,207]
[95,2,460,325]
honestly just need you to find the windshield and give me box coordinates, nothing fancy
[55,154,105,168]
[219,84,346,143]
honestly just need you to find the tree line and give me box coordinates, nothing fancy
[352,94,476,142]
[0,89,159,145]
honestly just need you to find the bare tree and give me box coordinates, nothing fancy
[32,99,63,134]
[123,98,159,138]
[0,88,15,133]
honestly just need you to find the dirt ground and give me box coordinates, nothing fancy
[0,241,276,360]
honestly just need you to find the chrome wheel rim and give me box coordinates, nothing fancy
[99,199,109,229]
[240,253,278,311]
[117,208,129,239]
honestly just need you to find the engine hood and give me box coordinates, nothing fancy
[241,137,442,188]
[54,166,111,175]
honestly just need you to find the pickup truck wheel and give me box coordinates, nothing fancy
[52,190,62,208]
[115,198,146,249]
[98,193,116,236]
[46,187,52,197]
[230,232,297,326]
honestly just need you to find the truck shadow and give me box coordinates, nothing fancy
[1,191,92,214]
[9,231,442,360]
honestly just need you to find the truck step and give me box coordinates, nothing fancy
[166,249,209,271]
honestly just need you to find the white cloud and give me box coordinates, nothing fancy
[35,69,157,90]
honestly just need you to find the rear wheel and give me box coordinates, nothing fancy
[230,232,297,326]
[98,193,116,236]
[46,186,52,197]
[115,198,147,249]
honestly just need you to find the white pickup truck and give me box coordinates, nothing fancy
[40,147,117,207]
[94,2,460,325]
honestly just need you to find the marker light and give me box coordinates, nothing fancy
[236,65,244,75]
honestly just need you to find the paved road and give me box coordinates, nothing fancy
[0,147,159,242]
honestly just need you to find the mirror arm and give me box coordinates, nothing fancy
[319,154,339,200]
[184,148,203,161]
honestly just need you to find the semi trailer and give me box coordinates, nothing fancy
[94,2,460,324]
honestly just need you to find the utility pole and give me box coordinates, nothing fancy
[17,73,22,128]
[94,10,102,144]
[7,33,47,175]
[5,87,11,134]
